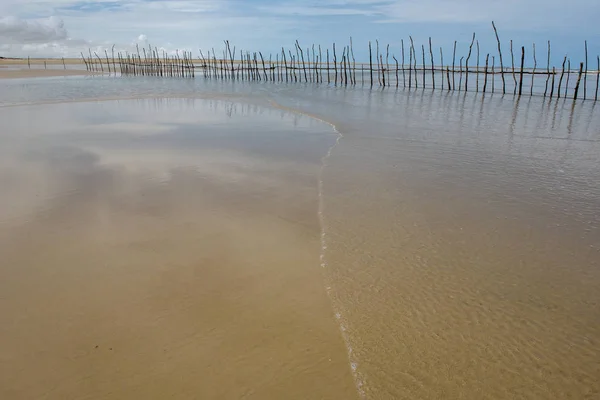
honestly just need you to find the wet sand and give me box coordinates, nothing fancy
[1,78,599,399]
[0,68,96,79]
[0,100,358,399]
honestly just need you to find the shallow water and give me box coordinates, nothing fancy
[1,77,599,399]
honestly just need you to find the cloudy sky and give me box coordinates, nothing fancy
[0,0,598,65]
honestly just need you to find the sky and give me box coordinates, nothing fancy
[0,0,598,67]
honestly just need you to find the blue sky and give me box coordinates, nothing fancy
[0,0,598,67]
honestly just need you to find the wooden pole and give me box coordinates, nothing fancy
[429,37,435,89]
[574,62,584,100]
[368,41,373,87]
[550,67,556,98]
[510,40,517,94]
[491,56,495,92]
[483,53,489,93]
[334,43,338,85]
[380,54,385,87]
[557,55,567,98]
[584,40,588,100]
[440,47,445,91]
[393,55,399,88]
[446,66,451,90]
[594,56,600,101]
[81,52,88,71]
[401,39,406,88]
[351,38,356,85]
[410,37,418,89]
[319,44,323,84]
[458,56,464,91]
[465,32,475,91]
[530,43,537,96]
[376,40,381,86]
[452,40,457,90]
[476,40,480,92]
[105,50,111,74]
[492,21,506,94]
[566,59,571,98]
[408,39,413,89]
[421,44,426,88]
[112,45,116,75]
[386,44,390,87]
[94,52,103,72]
[544,41,551,97]
[518,46,525,96]
[326,48,330,84]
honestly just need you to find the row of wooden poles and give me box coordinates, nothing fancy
[80,22,599,102]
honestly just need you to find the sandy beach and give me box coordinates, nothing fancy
[0,100,358,399]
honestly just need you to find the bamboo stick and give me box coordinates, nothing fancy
[518,46,525,96]
[446,66,451,90]
[440,47,445,91]
[410,37,417,88]
[94,52,103,72]
[351,39,356,85]
[319,45,323,84]
[574,62,584,100]
[492,21,506,94]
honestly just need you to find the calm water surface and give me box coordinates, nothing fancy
[1,76,599,399]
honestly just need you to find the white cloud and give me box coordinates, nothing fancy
[0,16,68,44]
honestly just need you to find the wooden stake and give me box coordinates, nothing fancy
[594,56,600,101]
[510,40,517,94]
[408,38,413,89]
[566,59,571,98]
[492,21,506,94]
[368,41,373,87]
[429,37,435,89]
[544,41,551,97]
[557,55,567,98]
[465,32,475,91]
[393,55,399,88]
[401,39,406,88]
[584,40,588,100]
[421,44,426,88]
[483,53,489,93]
[458,56,464,91]
[334,43,338,85]
[452,40,457,90]
[476,40,480,92]
[550,67,556,98]
[518,46,525,96]
[491,56,495,92]
[574,62,584,100]
[530,43,537,96]
[440,47,444,90]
